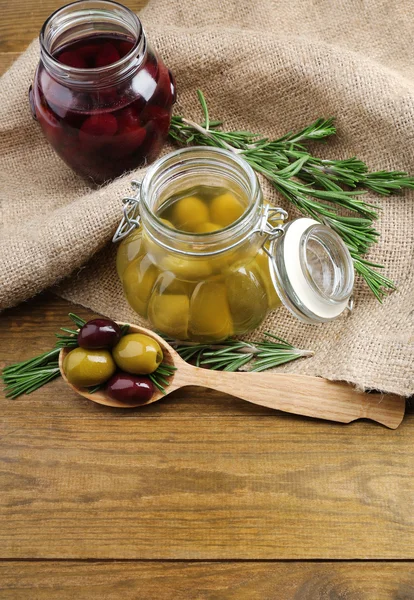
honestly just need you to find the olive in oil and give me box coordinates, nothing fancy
[118,185,280,341]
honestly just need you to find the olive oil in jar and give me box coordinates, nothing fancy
[157,185,247,231]
[117,147,355,340]
[118,184,281,341]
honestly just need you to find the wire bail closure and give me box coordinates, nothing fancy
[258,204,288,254]
[113,180,288,253]
[112,180,142,243]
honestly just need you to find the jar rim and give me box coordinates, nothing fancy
[139,146,263,256]
[39,0,145,85]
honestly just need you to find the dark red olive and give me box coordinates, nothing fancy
[77,44,99,64]
[58,51,87,69]
[95,42,120,68]
[116,106,141,133]
[105,373,154,404]
[77,318,121,349]
[80,114,118,138]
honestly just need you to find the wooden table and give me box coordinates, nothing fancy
[1,2,414,598]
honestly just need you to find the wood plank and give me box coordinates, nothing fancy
[1,414,413,559]
[0,0,148,53]
[0,52,19,75]
[0,561,413,599]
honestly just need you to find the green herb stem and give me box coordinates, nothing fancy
[169,91,414,301]
[163,333,312,373]
[2,314,84,399]
[149,363,177,394]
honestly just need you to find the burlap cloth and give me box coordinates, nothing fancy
[0,0,413,396]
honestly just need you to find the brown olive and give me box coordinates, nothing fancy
[77,318,121,349]
[112,333,163,375]
[105,372,154,404]
[63,347,116,387]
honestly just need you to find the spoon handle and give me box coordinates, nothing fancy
[180,367,405,428]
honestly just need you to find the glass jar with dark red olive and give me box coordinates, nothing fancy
[29,0,176,183]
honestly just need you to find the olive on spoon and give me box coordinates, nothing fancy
[59,323,405,428]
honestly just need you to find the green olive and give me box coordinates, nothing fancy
[112,333,163,375]
[188,281,233,341]
[63,348,116,388]
[171,196,209,232]
[148,293,190,340]
[254,249,282,310]
[209,192,244,227]
[159,254,213,280]
[122,255,159,318]
[116,228,144,278]
[193,222,222,233]
[226,266,268,334]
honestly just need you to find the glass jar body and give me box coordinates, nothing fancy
[116,146,354,341]
[116,147,282,342]
[30,1,175,183]
[117,224,281,342]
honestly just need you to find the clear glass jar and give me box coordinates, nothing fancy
[115,147,354,342]
[29,0,176,184]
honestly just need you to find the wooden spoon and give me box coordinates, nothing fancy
[59,323,405,429]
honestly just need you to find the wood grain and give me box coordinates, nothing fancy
[0,0,148,54]
[0,52,19,74]
[1,410,413,559]
[0,562,413,600]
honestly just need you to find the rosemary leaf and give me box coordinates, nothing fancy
[161,333,312,374]
[149,362,176,394]
[68,313,87,328]
[87,384,104,394]
[59,327,79,335]
[169,91,414,301]
[120,324,130,336]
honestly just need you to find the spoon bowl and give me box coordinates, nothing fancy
[59,322,405,428]
[59,323,185,408]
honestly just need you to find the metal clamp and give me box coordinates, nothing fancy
[112,180,142,243]
[255,204,288,246]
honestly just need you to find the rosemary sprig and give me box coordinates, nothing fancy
[163,333,313,373]
[1,348,62,399]
[1,313,177,399]
[169,91,414,301]
[363,171,414,195]
[149,363,177,394]
[1,314,87,399]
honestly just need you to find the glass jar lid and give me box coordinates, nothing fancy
[269,218,355,323]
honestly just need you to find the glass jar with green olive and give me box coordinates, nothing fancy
[114,147,355,342]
